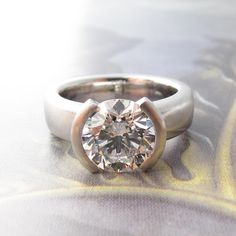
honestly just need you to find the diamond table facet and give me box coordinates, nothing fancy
[81,99,156,172]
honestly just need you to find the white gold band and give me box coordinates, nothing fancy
[44,74,194,141]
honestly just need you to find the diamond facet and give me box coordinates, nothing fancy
[81,99,156,172]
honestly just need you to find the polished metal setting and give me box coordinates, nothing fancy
[44,74,194,173]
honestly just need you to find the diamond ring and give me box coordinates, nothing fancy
[44,74,194,173]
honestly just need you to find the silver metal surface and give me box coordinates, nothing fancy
[44,74,194,141]
[70,99,101,173]
[137,97,166,171]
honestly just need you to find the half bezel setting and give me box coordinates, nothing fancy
[71,98,166,173]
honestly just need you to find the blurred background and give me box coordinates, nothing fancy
[1,0,236,235]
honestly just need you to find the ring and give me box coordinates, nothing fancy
[44,74,194,173]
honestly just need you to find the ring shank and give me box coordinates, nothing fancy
[44,74,194,141]
[59,79,177,102]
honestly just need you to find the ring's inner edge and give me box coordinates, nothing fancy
[59,77,177,102]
